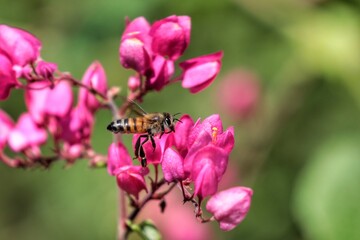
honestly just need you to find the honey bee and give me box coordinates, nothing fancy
[107,100,181,167]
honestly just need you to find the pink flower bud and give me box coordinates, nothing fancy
[25,81,73,124]
[206,187,253,231]
[107,142,132,176]
[0,25,41,66]
[161,148,185,182]
[218,70,260,119]
[119,36,153,77]
[180,51,223,93]
[116,165,149,199]
[0,110,14,149]
[62,143,83,160]
[120,17,153,77]
[8,113,47,152]
[35,60,57,80]
[78,61,108,113]
[128,75,141,92]
[191,145,229,199]
[147,55,174,91]
[150,15,191,60]
[0,52,17,100]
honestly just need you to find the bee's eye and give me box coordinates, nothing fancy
[165,117,172,126]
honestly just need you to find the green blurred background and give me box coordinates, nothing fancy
[1,0,360,239]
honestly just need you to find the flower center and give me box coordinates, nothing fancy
[211,127,218,143]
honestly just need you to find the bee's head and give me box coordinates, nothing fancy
[163,112,182,133]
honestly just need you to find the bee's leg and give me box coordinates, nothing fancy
[134,134,148,159]
[139,136,150,167]
[149,135,156,152]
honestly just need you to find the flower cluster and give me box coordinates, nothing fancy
[0,24,108,166]
[108,114,252,231]
[0,14,253,238]
[119,16,223,96]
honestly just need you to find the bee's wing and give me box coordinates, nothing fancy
[123,98,148,117]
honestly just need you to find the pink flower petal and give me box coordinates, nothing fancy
[8,113,47,152]
[162,148,185,182]
[180,51,223,93]
[150,15,191,60]
[206,187,253,231]
[0,110,15,149]
[173,114,194,156]
[78,61,108,113]
[44,81,73,117]
[0,52,17,100]
[35,60,57,80]
[147,55,173,91]
[116,165,149,199]
[107,142,132,176]
[0,25,41,66]
[119,37,153,77]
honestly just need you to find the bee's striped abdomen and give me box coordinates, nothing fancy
[107,117,148,134]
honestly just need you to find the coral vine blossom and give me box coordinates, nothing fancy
[0,14,253,238]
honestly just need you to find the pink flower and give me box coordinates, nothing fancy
[191,145,229,199]
[0,24,41,66]
[119,17,153,77]
[206,187,253,231]
[147,55,174,91]
[107,142,132,176]
[35,60,57,80]
[183,114,234,176]
[180,51,223,93]
[25,80,73,124]
[8,113,47,152]
[218,70,260,119]
[0,110,15,149]
[78,61,108,113]
[116,165,149,199]
[60,105,94,145]
[161,148,185,182]
[189,114,234,152]
[0,51,17,100]
[150,15,191,61]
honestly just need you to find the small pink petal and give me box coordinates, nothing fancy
[180,51,223,93]
[191,145,229,184]
[128,75,141,92]
[8,113,47,152]
[0,52,17,100]
[206,187,253,231]
[147,55,173,91]
[162,148,185,182]
[173,114,194,156]
[193,162,218,199]
[35,60,57,80]
[107,142,132,176]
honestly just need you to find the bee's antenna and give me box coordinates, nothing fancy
[173,112,181,117]
[174,118,183,123]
